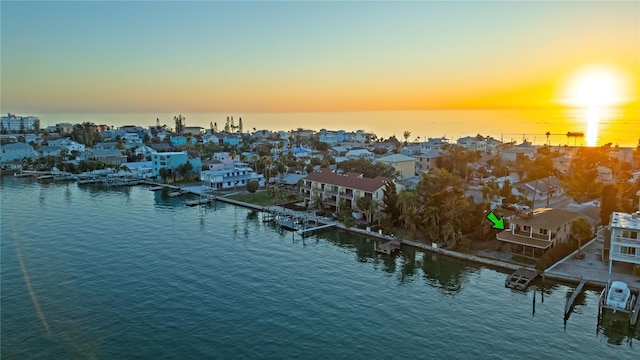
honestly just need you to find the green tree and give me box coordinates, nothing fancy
[356,196,373,224]
[246,180,259,195]
[571,217,593,256]
[382,181,401,227]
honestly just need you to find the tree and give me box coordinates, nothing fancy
[356,196,373,224]
[158,167,169,183]
[403,130,411,143]
[600,184,618,226]
[382,181,401,227]
[174,114,186,135]
[238,117,243,134]
[571,217,593,256]
[246,180,259,195]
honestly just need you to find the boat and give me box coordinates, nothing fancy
[167,190,183,197]
[149,186,164,191]
[605,281,631,310]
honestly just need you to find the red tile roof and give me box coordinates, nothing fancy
[304,168,392,193]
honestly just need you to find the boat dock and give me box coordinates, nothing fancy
[374,240,401,255]
[564,278,587,318]
[505,268,538,291]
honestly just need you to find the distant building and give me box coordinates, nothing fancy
[0,113,40,132]
[500,140,536,162]
[496,208,584,258]
[346,148,374,160]
[608,211,640,274]
[416,150,442,173]
[86,148,127,164]
[457,135,487,152]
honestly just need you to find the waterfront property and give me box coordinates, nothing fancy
[300,168,400,218]
[607,211,640,275]
[200,165,265,190]
[496,208,584,258]
[0,142,38,163]
[151,152,201,179]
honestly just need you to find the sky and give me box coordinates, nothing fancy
[1,0,638,116]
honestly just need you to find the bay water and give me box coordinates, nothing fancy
[1,177,638,359]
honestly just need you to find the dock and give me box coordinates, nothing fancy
[505,268,538,291]
[299,222,337,235]
[564,278,587,317]
[186,198,213,207]
[631,295,640,326]
[375,240,401,255]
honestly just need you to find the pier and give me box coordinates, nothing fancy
[374,240,401,255]
[505,268,538,291]
[564,279,587,318]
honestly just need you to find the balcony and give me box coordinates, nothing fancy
[339,191,354,198]
[513,230,549,241]
[610,252,640,264]
[324,188,338,195]
[300,183,311,190]
[612,236,640,246]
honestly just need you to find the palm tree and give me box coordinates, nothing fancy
[356,196,372,224]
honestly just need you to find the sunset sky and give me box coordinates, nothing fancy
[1,1,638,115]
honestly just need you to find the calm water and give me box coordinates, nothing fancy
[1,177,638,359]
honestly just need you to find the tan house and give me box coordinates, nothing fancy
[496,208,584,258]
[300,168,400,218]
[376,154,416,180]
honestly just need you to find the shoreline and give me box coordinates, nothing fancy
[181,184,635,292]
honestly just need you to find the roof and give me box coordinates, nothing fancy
[88,148,123,157]
[496,231,552,249]
[610,212,640,230]
[1,142,35,151]
[510,208,582,229]
[377,154,416,163]
[304,168,392,193]
[521,176,563,192]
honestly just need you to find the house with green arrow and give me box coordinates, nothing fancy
[496,208,586,259]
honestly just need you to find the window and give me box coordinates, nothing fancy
[632,232,638,240]
[522,225,530,232]
[621,247,637,256]
[539,228,548,235]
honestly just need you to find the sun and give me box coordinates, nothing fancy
[560,65,629,146]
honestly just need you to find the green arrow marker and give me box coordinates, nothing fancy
[486,211,505,230]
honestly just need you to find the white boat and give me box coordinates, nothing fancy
[167,190,183,197]
[605,281,631,310]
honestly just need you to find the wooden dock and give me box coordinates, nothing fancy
[505,268,538,291]
[631,294,640,326]
[375,240,401,255]
[299,222,337,235]
[186,198,213,207]
[564,279,587,317]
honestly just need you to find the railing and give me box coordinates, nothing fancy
[612,237,640,246]
[513,230,548,241]
[339,191,354,198]
[324,189,338,195]
[609,252,640,263]
[300,183,311,190]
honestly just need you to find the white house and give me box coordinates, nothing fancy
[47,139,86,153]
[346,148,374,160]
[608,211,640,274]
[0,143,38,163]
[200,166,265,190]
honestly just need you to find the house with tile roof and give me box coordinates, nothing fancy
[300,168,401,217]
[496,208,586,258]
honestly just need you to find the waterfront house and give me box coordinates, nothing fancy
[300,168,400,218]
[200,166,265,190]
[0,142,38,163]
[376,154,416,180]
[86,148,127,164]
[607,211,640,275]
[151,152,201,178]
[496,208,584,258]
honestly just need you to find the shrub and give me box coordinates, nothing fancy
[535,240,578,272]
